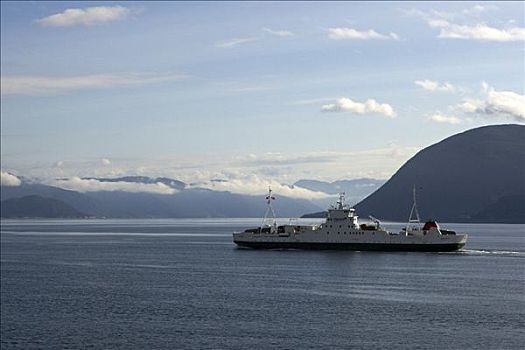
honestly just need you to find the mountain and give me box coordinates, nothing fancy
[1,181,321,218]
[303,124,525,223]
[294,178,385,206]
[1,195,87,218]
[1,183,102,215]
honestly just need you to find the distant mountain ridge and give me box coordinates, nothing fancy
[1,173,387,218]
[0,181,322,218]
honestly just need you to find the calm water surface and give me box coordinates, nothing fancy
[1,219,524,349]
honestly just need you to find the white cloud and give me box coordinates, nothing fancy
[428,19,525,42]
[0,171,21,187]
[101,158,111,165]
[194,174,330,200]
[460,83,525,121]
[36,6,130,27]
[328,27,399,40]
[429,113,461,124]
[262,27,294,37]
[52,177,177,194]
[415,79,455,92]
[322,97,396,117]
[1,72,187,96]
[216,37,258,48]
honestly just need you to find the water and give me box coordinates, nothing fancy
[1,219,524,349]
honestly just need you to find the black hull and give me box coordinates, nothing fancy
[234,241,465,252]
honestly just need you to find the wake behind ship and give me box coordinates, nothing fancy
[233,189,467,252]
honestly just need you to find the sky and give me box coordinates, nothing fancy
[1,1,524,197]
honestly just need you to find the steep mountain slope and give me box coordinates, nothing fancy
[353,124,525,223]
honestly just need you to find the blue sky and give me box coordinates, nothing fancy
[1,1,524,196]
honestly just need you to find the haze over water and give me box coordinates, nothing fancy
[1,219,524,349]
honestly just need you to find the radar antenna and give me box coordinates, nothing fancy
[262,186,277,232]
[336,192,346,210]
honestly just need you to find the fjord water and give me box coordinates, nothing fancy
[1,220,524,349]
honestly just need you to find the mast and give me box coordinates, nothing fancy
[407,185,421,230]
[262,186,277,231]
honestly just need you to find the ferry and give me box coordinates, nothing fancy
[233,188,467,251]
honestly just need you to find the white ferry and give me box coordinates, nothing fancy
[233,188,467,252]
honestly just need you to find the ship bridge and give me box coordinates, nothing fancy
[326,193,359,228]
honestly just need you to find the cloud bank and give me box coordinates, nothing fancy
[52,177,177,194]
[36,6,130,27]
[0,172,21,187]
[4,143,422,192]
[415,79,455,92]
[328,27,399,40]
[1,72,187,96]
[322,98,396,117]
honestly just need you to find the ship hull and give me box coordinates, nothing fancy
[234,241,465,252]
